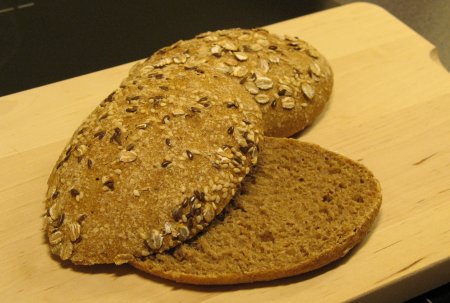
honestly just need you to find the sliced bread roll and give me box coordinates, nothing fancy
[132,137,382,284]
[133,28,333,137]
[44,63,263,265]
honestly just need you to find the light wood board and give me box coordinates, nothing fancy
[1,3,449,302]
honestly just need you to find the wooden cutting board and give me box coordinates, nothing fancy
[1,3,449,302]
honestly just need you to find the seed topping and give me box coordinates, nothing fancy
[161,160,172,168]
[301,83,315,99]
[203,203,215,223]
[103,180,114,191]
[67,222,81,242]
[244,82,259,95]
[191,107,202,113]
[119,150,137,163]
[281,96,295,109]
[226,101,238,108]
[219,40,238,51]
[49,231,63,245]
[51,191,60,200]
[181,198,189,208]
[172,208,182,221]
[162,115,171,124]
[70,188,80,197]
[255,76,273,90]
[186,150,193,160]
[177,226,190,241]
[94,130,106,140]
[110,128,122,145]
[309,62,321,76]
[145,230,163,250]
[60,242,73,260]
[234,52,248,61]
[211,44,222,57]
[255,94,270,104]
[232,66,248,78]
[136,123,148,129]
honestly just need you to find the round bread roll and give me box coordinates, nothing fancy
[135,28,333,137]
[132,137,382,284]
[44,63,263,265]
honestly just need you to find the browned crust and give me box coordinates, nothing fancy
[43,63,264,265]
[264,52,334,138]
[137,28,334,138]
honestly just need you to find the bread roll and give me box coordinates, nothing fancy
[135,28,333,137]
[132,137,382,284]
[44,63,263,265]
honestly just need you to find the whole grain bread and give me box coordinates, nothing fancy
[133,28,333,137]
[44,63,263,265]
[132,137,382,284]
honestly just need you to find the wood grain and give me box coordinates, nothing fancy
[1,3,449,302]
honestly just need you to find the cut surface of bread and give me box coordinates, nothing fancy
[132,137,382,284]
[44,63,263,265]
[131,28,333,137]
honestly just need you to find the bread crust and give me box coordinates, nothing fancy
[133,28,333,137]
[44,63,263,265]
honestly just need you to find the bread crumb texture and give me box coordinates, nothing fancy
[132,137,382,284]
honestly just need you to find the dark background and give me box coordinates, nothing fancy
[2,0,448,97]
[0,0,338,96]
[0,1,448,301]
